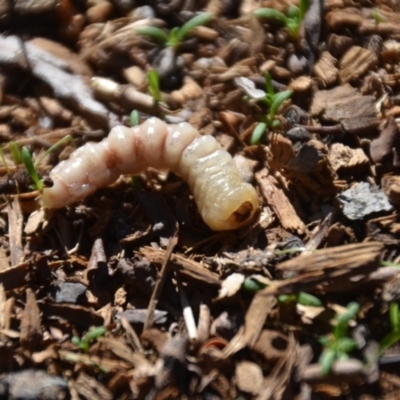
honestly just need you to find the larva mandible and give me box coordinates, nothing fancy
[41,118,259,231]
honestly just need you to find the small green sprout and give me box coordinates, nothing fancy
[251,122,268,146]
[380,302,400,354]
[241,276,322,306]
[235,73,292,144]
[371,9,385,25]
[135,12,213,51]
[147,70,163,104]
[318,302,359,375]
[21,146,44,191]
[2,135,75,192]
[71,326,106,352]
[254,0,310,41]
[9,141,22,165]
[248,72,292,144]
[130,110,140,127]
[278,292,322,307]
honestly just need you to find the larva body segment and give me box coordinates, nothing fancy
[42,117,259,231]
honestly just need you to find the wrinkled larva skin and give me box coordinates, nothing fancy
[42,118,259,230]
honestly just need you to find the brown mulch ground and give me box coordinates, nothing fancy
[2,0,400,399]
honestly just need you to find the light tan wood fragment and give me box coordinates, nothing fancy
[139,246,220,285]
[339,46,378,83]
[329,142,369,172]
[314,51,338,86]
[255,169,306,235]
[7,198,24,267]
[382,175,400,207]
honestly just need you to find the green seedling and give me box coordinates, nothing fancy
[71,326,106,352]
[135,12,213,51]
[318,302,359,375]
[2,135,75,192]
[278,292,322,307]
[245,72,292,144]
[241,277,322,306]
[254,0,310,42]
[0,146,10,175]
[371,9,385,25]
[380,302,400,354]
[9,141,22,165]
[21,146,44,191]
[130,110,140,127]
[147,70,163,104]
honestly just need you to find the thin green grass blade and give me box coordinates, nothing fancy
[147,70,162,103]
[9,141,22,165]
[21,146,43,191]
[35,135,75,166]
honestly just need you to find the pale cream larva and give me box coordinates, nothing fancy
[41,118,259,231]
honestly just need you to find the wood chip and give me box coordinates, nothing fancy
[255,169,307,235]
[7,198,24,267]
[339,46,378,83]
[20,289,43,351]
[259,242,383,295]
[235,361,263,395]
[311,84,378,135]
[139,246,220,286]
[313,51,339,86]
[329,142,369,172]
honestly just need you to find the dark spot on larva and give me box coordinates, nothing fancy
[233,201,253,223]
[42,176,54,188]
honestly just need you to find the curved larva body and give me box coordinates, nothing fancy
[42,118,258,231]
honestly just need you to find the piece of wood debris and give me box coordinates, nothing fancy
[328,143,369,172]
[260,242,383,296]
[310,84,379,136]
[0,34,118,129]
[339,46,378,83]
[313,51,339,86]
[370,117,400,165]
[139,247,220,285]
[255,169,307,235]
[235,361,263,395]
[20,289,43,351]
[7,198,24,267]
[382,175,400,207]
[325,9,365,30]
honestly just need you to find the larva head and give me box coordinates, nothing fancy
[201,183,259,231]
